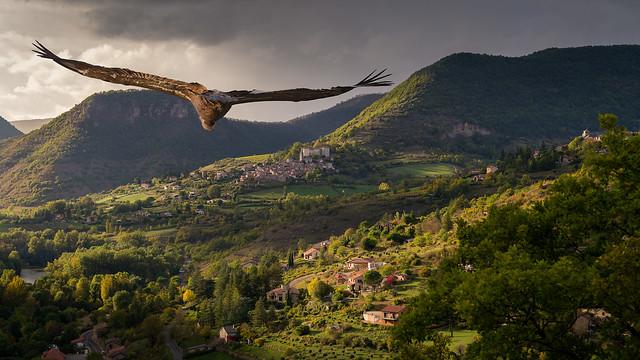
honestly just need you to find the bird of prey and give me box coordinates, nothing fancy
[32,41,392,131]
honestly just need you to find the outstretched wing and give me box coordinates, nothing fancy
[32,41,208,99]
[225,69,392,105]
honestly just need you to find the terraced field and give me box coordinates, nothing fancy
[386,163,457,178]
[240,184,377,202]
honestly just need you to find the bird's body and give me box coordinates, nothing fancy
[32,41,391,131]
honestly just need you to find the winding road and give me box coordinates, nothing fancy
[162,326,184,360]
[287,270,327,288]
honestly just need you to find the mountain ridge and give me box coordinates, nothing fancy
[0,91,381,205]
[0,115,22,140]
[10,118,52,134]
[326,45,640,154]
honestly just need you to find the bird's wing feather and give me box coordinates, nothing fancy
[226,69,392,105]
[32,41,207,99]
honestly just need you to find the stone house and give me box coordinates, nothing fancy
[362,310,384,325]
[266,285,300,304]
[303,247,321,260]
[347,270,366,293]
[346,258,375,271]
[219,325,238,343]
[381,305,407,325]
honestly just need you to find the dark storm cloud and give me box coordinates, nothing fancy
[39,0,640,51]
[5,0,640,121]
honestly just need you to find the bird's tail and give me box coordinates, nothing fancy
[353,69,393,87]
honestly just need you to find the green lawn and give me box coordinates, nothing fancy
[96,191,156,204]
[395,277,427,298]
[440,329,479,350]
[144,227,177,237]
[236,153,272,162]
[387,163,457,178]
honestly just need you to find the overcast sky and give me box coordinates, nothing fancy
[1,0,640,122]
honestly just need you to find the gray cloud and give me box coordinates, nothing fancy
[3,0,640,121]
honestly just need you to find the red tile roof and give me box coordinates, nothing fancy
[381,305,407,313]
[42,348,65,360]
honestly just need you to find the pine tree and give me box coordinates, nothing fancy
[287,248,294,268]
[251,298,266,327]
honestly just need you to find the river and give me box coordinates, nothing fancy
[20,268,49,284]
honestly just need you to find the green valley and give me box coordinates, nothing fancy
[1,44,640,360]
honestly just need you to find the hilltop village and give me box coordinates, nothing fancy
[201,146,335,185]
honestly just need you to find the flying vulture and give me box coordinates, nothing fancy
[32,41,392,131]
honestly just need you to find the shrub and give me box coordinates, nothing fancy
[295,325,310,336]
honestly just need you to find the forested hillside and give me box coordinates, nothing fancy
[328,45,640,155]
[0,91,380,205]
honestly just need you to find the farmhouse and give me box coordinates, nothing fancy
[303,247,321,260]
[362,305,407,326]
[41,348,65,360]
[107,346,127,360]
[571,308,610,337]
[486,165,499,175]
[346,258,376,271]
[381,305,407,325]
[347,270,366,293]
[266,285,300,304]
[362,310,384,325]
[303,241,329,260]
[219,325,238,343]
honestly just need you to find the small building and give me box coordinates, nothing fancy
[303,247,321,260]
[219,325,238,343]
[105,337,122,352]
[362,310,384,325]
[559,154,576,165]
[107,345,127,360]
[486,165,499,175]
[347,270,366,293]
[266,285,300,304]
[571,308,611,337]
[381,305,407,325]
[299,146,331,162]
[346,258,375,271]
[42,348,65,360]
[394,273,409,282]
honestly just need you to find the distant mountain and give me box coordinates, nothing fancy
[10,118,52,134]
[327,45,640,154]
[0,116,21,140]
[0,91,380,205]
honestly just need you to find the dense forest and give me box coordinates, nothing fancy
[393,115,640,359]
